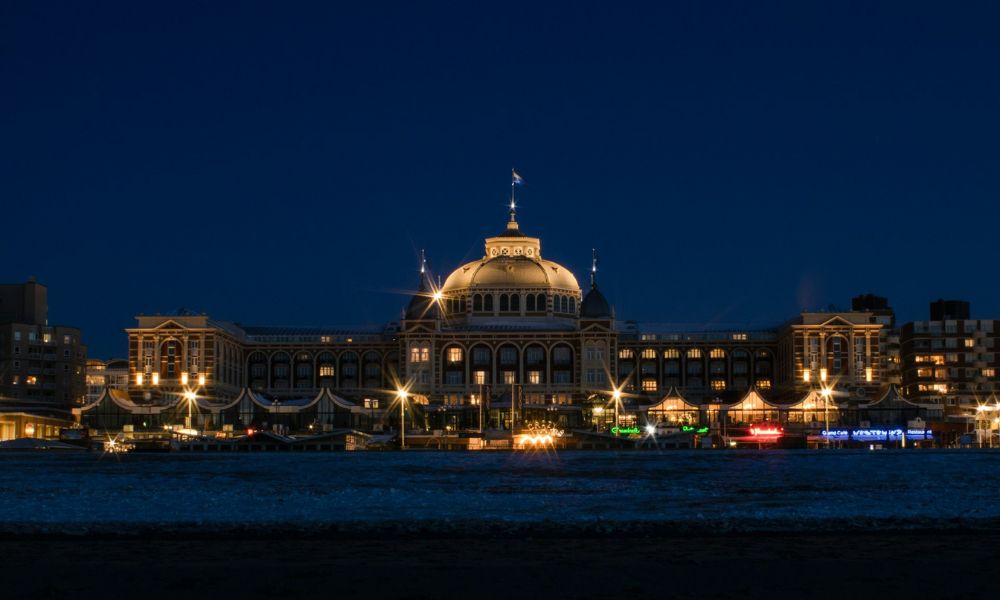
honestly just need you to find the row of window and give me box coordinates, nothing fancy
[412,344,573,365]
[465,293,578,314]
[619,348,770,360]
[11,331,75,345]
[636,378,773,392]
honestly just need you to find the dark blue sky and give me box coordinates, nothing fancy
[3,1,999,358]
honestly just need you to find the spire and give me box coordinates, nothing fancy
[591,248,598,289]
[420,249,427,275]
[508,169,523,230]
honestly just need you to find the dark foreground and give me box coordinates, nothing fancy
[3,532,999,599]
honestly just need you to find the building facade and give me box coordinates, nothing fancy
[0,279,87,418]
[900,300,999,409]
[89,208,936,436]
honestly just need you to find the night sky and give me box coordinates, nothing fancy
[3,1,999,359]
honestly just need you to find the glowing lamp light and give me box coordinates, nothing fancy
[198,374,206,386]
[803,369,811,383]
[645,424,656,435]
[24,423,35,437]
[432,291,443,302]
[136,373,143,386]
[865,367,873,383]
[184,391,196,402]
[151,373,159,386]
[181,372,189,385]
[819,368,828,382]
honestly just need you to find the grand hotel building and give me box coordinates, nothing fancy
[77,204,921,434]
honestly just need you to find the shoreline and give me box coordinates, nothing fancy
[3,516,1000,539]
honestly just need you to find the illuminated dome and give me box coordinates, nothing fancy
[437,209,582,319]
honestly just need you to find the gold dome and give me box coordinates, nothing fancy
[442,256,580,292]
[440,215,580,294]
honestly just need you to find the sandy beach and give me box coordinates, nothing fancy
[3,531,999,599]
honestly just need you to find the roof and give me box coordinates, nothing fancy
[580,285,611,319]
[239,325,385,336]
[445,319,577,332]
[442,256,580,291]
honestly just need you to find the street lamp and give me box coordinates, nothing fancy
[183,390,197,431]
[820,387,833,448]
[612,389,622,430]
[398,388,409,449]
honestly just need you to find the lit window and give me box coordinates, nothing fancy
[410,345,430,363]
[319,366,335,377]
[711,379,726,391]
[474,371,486,385]
[503,371,515,385]
[664,349,679,359]
[529,371,541,384]
[732,333,748,341]
[641,348,657,359]
[26,376,37,385]
[642,379,657,392]
[965,339,976,348]
[687,348,702,359]
[803,369,811,382]
[756,379,772,389]
[709,348,725,359]
[43,333,51,343]
[619,349,634,360]
[984,368,996,378]
[447,347,463,363]
[63,335,71,344]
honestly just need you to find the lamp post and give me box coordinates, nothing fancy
[612,389,622,431]
[820,387,833,448]
[398,388,409,450]
[183,390,197,431]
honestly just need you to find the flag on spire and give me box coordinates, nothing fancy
[511,169,524,186]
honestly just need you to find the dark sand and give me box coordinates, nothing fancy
[3,531,999,599]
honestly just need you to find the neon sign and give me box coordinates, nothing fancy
[611,426,641,435]
[749,426,783,438]
[821,428,933,441]
[681,425,710,434]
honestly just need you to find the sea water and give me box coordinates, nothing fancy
[1,450,998,531]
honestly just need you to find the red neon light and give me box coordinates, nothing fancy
[749,426,783,437]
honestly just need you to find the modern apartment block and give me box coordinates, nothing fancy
[0,279,88,417]
[900,300,999,409]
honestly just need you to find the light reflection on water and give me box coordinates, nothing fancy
[0,450,998,525]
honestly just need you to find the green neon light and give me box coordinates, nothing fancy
[680,425,710,434]
[611,426,641,435]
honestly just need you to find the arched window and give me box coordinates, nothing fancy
[500,294,509,312]
[537,294,546,311]
[473,294,483,312]
[317,352,335,383]
[484,294,494,312]
[526,294,536,312]
[569,297,576,314]
[511,294,520,312]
